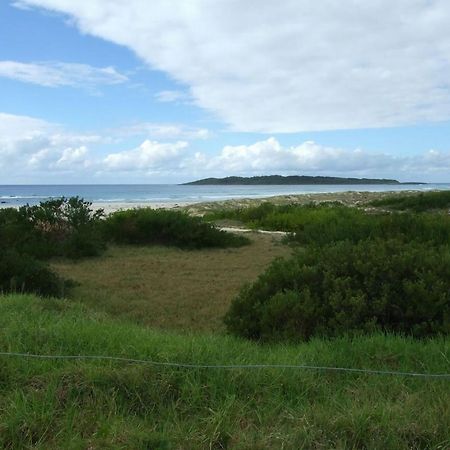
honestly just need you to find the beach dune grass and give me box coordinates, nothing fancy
[0,294,449,449]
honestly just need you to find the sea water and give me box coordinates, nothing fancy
[1,183,450,207]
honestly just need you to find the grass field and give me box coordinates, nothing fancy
[52,233,291,332]
[0,295,449,449]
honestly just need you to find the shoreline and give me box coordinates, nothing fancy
[0,189,436,214]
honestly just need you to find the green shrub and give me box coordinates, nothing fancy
[0,207,36,253]
[209,203,450,246]
[370,190,450,211]
[0,198,104,298]
[0,250,65,297]
[20,197,104,230]
[103,208,249,249]
[225,238,450,341]
[0,198,106,259]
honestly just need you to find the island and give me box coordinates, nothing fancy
[183,175,424,185]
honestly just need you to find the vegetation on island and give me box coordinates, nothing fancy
[1,190,450,448]
[183,174,423,185]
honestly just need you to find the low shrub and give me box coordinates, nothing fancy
[103,208,249,249]
[0,250,65,297]
[370,190,450,211]
[225,238,450,341]
[209,203,450,246]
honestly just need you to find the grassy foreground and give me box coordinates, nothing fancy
[0,295,449,449]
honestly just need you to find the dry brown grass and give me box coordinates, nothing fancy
[52,233,291,333]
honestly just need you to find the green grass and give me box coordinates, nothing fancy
[0,294,449,449]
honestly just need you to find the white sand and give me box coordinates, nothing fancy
[90,201,192,215]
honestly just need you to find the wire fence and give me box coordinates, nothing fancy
[1,351,449,379]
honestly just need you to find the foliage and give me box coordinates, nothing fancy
[0,294,449,449]
[209,202,450,246]
[1,198,250,299]
[103,207,249,249]
[369,190,450,212]
[0,198,105,260]
[0,207,35,255]
[0,251,65,297]
[0,198,105,298]
[225,238,450,341]
[20,196,104,231]
[18,197,106,259]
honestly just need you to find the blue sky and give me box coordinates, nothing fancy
[1,0,450,183]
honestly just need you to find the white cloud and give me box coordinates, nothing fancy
[0,113,97,172]
[2,113,450,182]
[103,140,188,171]
[17,0,450,132]
[155,90,190,103]
[116,122,211,140]
[186,138,408,176]
[0,112,55,139]
[0,60,128,88]
[53,146,90,168]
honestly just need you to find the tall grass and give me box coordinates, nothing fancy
[0,294,449,449]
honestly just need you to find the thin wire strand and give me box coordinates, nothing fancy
[0,351,449,378]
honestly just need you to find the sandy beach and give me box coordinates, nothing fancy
[89,201,192,215]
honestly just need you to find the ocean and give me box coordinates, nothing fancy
[1,183,450,207]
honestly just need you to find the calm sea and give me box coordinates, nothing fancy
[1,184,450,207]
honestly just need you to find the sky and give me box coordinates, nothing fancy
[1,0,450,184]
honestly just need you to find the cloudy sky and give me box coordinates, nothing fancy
[1,0,450,184]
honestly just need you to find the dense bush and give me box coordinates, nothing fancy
[103,208,249,249]
[369,190,450,212]
[0,198,105,298]
[0,207,35,254]
[0,197,105,259]
[19,197,106,259]
[0,250,65,297]
[225,238,450,341]
[210,202,450,246]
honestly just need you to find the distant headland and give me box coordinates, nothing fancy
[183,175,425,185]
